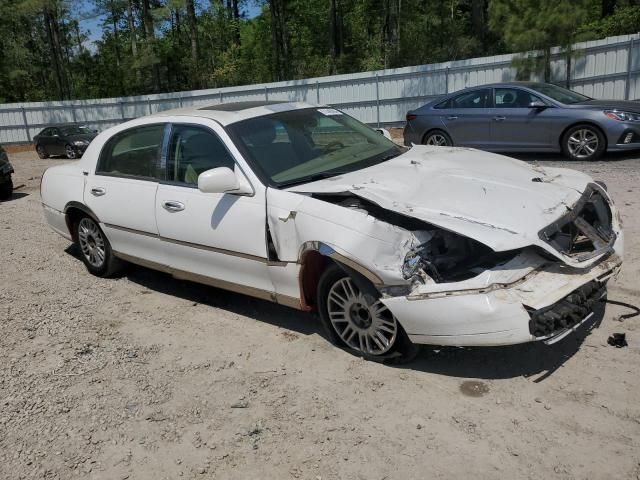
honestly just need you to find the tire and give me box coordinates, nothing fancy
[317,264,419,363]
[422,129,453,147]
[75,216,123,277]
[561,124,606,161]
[0,178,12,200]
[36,144,49,159]
[65,144,77,159]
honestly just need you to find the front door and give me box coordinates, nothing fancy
[490,88,552,150]
[155,123,274,296]
[84,123,167,266]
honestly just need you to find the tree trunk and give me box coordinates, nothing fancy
[43,3,70,100]
[602,0,616,17]
[127,0,138,57]
[185,0,200,87]
[232,0,241,44]
[471,0,485,49]
[268,0,288,80]
[383,0,400,68]
[329,0,343,74]
[141,0,161,92]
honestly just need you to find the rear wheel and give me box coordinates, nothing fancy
[561,125,605,161]
[317,264,419,363]
[75,216,123,277]
[422,129,452,147]
[36,144,48,159]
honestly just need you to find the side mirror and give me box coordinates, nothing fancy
[374,128,392,140]
[529,101,547,109]
[198,167,251,195]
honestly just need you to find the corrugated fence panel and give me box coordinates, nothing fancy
[1,33,638,143]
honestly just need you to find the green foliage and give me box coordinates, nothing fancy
[0,0,632,103]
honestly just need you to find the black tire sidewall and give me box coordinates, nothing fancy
[316,263,418,363]
[36,145,48,159]
[562,125,605,161]
[0,178,12,200]
[423,129,452,146]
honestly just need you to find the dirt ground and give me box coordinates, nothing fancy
[1,146,640,480]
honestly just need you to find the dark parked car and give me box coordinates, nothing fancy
[0,144,14,200]
[34,125,98,159]
[403,82,640,161]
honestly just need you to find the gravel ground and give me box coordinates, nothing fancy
[1,147,640,480]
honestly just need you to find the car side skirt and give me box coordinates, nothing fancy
[112,250,302,310]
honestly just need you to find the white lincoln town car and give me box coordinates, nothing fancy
[41,101,623,362]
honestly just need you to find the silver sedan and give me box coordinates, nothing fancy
[403,82,640,161]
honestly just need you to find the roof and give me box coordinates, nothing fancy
[150,101,318,126]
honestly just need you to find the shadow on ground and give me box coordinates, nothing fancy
[511,150,639,163]
[1,192,29,202]
[65,245,607,383]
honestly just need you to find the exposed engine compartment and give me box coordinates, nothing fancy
[312,193,519,284]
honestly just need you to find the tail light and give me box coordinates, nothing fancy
[406,113,417,122]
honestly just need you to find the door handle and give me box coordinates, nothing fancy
[493,116,506,121]
[446,115,458,120]
[90,187,106,197]
[162,200,185,212]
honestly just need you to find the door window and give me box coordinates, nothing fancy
[96,124,165,180]
[167,125,235,186]
[495,88,544,108]
[449,89,492,109]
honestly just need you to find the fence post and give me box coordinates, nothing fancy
[316,81,320,104]
[147,99,152,115]
[625,37,635,100]
[445,67,450,94]
[70,104,77,123]
[119,101,125,120]
[265,86,269,101]
[219,91,223,103]
[375,74,380,127]
[21,107,31,143]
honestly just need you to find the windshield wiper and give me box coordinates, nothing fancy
[277,170,350,188]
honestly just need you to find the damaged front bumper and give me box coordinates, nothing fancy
[380,248,622,347]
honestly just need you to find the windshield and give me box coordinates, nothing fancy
[528,84,591,104]
[227,108,402,187]
[61,126,93,135]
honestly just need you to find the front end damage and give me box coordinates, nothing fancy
[302,182,622,347]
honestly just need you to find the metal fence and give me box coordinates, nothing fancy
[1,32,638,144]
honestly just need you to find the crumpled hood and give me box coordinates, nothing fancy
[289,145,595,253]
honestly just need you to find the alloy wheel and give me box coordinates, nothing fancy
[567,128,599,159]
[65,145,77,159]
[78,218,106,268]
[326,277,398,355]
[426,133,449,146]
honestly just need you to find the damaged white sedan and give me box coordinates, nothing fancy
[41,101,623,362]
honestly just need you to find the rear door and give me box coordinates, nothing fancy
[490,88,553,149]
[155,122,275,295]
[84,123,167,265]
[439,88,492,147]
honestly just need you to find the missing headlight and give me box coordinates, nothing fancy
[403,229,518,284]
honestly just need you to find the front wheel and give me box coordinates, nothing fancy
[0,178,13,200]
[75,216,123,277]
[65,144,77,159]
[561,125,605,161]
[317,264,418,363]
[423,129,452,147]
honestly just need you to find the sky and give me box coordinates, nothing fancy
[77,0,262,51]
